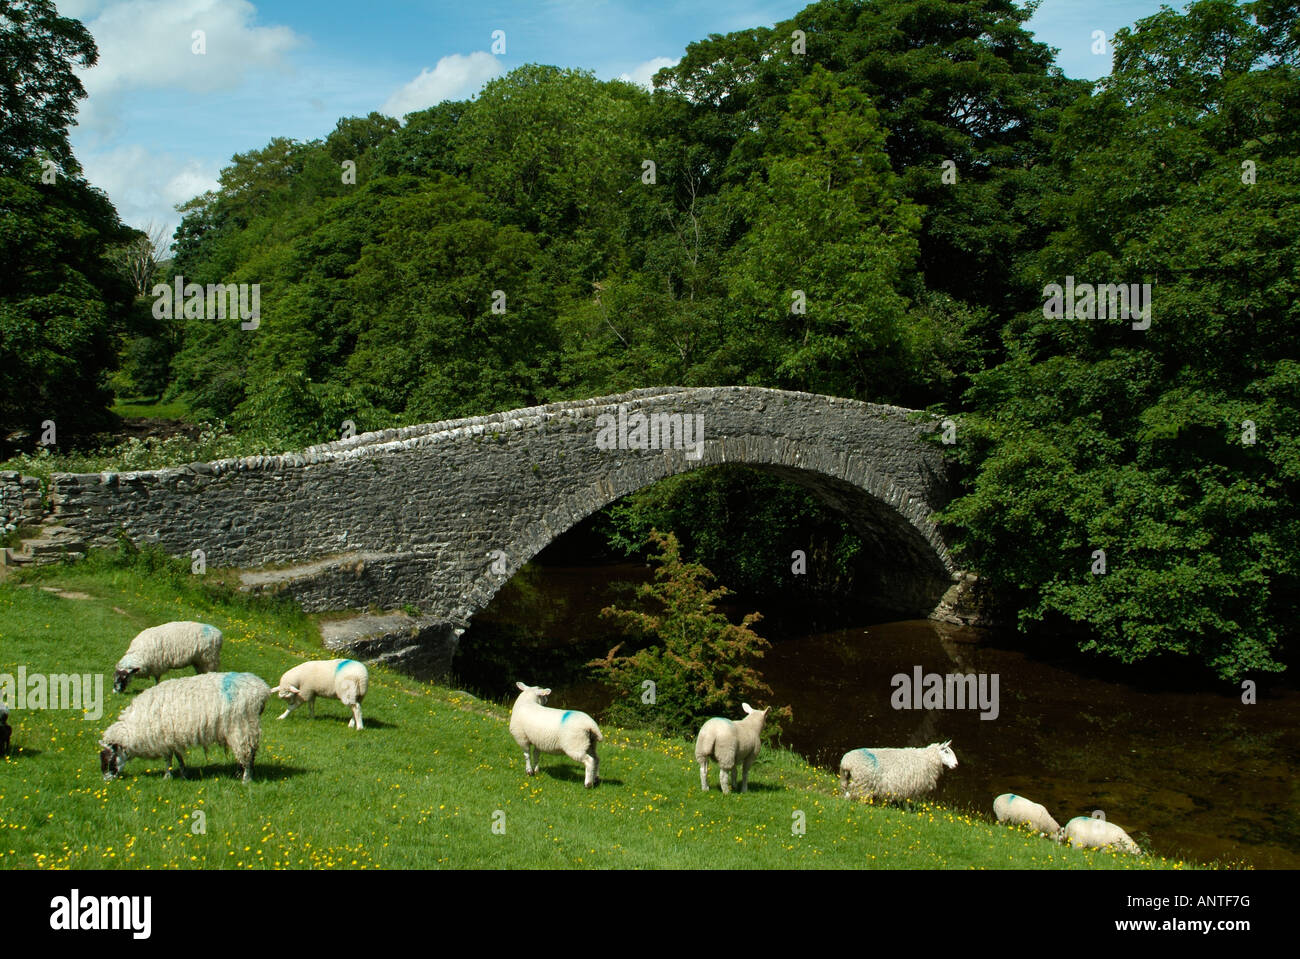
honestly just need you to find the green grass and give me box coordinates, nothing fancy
[109,397,191,420]
[0,552,1194,870]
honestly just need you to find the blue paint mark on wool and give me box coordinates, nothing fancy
[221,672,238,703]
[1008,793,1017,801]
[336,659,356,672]
[561,710,572,723]
[857,749,878,767]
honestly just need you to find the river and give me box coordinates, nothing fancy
[455,561,1300,869]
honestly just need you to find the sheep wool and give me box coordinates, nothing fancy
[839,740,958,802]
[993,793,1062,838]
[1062,816,1142,855]
[509,682,603,788]
[695,703,770,794]
[272,658,369,729]
[114,621,223,692]
[99,672,271,783]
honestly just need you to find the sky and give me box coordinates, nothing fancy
[58,0,1176,241]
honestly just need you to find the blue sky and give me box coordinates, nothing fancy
[59,0,1174,240]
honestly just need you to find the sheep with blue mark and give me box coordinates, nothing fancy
[839,740,958,801]
[695,703,770,794]
[509,682,603,787]
[113,621,223,692]
[1061,816,1142,855]
[99,672,271,782]
[993,793,1062,838]
[272,658,369,729]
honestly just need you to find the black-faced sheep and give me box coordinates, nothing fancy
[99,672,271,783]
[113,621,223,692]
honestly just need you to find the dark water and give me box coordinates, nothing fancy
[456,562,1300,869]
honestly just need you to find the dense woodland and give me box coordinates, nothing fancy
[2,0,1297,679]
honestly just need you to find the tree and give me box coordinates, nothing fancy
[0,0,96,174]
[589,530,791,739]
[939,0,1300,679]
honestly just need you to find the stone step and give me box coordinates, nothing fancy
[24,539,86,556]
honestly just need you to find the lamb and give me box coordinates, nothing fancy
[0,704,10,757]
[839,740,958,802]
[508,682,603,788]
[271,658,369,729]
[113,621,223,693]
[99,672,271,783]
[1061,816,1142,855]
[695,703,770,794]
[993,793,1062,838]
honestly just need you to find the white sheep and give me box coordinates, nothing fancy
[695,703,770,794]
[508,682,603,788]
[99,672,271,783]
[271,659,369,729]
[113,621,223,692]
[839,740,958,801]
[993,793,1062,838]
[1061,816,1142,855]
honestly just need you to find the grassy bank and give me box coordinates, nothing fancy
[0,552,1189,870]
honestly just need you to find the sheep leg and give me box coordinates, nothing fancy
[740,757,753,793]
[277,700,302,720]
[521,744,536,775]
[173,753,187,780]
[582,751,598,788]
[699,760,710,792]
[307,698,315,718]
[240,747,256,784]
[719,767,731,795]
[840,770,851,799]
[348,703,363,730]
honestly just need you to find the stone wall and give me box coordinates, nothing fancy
[49,387,961,629]
[0,472,44,527]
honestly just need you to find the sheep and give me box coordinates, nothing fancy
[113,621,223,693]
[1061,816,1142,855]
[993,793,1062,838]
[839,740,958,802]
[99,672,271,783]
[271,659,369,729]
[695,703,770,794]
[508,682,603,788]
[0,704,10,757]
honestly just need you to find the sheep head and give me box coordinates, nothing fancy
[113,667,140,693]
[514,682,552,704]
[99,740,126,781]
[934,740,959,769]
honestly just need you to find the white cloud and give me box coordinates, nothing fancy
[618,56,678,89]
[74,0,301,128]
[80,145,220,242]
[381,52,502,119]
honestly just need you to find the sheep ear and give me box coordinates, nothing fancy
[269,686,280,693]
[515,681,527,691]
[742,702,754,714]
[541,688,552,696]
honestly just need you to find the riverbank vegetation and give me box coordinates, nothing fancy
[0,547,1193,869]
[2,0,1296,680]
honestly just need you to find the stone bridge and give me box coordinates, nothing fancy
[48,387,971,671]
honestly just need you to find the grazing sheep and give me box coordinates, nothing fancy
[508,682,603,788]
[695,703,770,794]
[0,704,10,757]
[839,740,958,802]
[994,793,1062,838]
[113,621,223,693]
[272,659,369,729]
[1061,816,1142,855]
[99,672,271,783]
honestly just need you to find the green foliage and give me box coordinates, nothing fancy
[588,530,791,740]
[938,0,1300,679]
